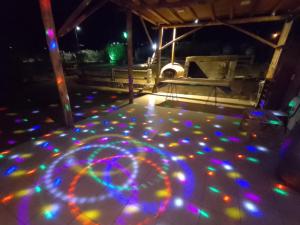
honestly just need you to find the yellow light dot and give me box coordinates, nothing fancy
[213,147,225,152]
[225,207,245,220]
[80,210,101,220]
[156,189,171,198]
[227,172,241,179]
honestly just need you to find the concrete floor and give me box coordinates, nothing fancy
[0,95,299,225]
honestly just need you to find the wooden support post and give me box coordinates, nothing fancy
[153,27,164,93]
[171,28,177,64]
[39,0,74,128]
[127,10,134,104]
[266,20,294,80]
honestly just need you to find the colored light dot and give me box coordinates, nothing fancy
[268,120,282,125]
[207,166,216,171]
[199,209,210,218]
[209,186,220,193]
[273,188,288,196]
[0,154,4,159]
[174,198,184,207]
[247,157,260,163]
[208,171,214,176]
[40,164,46,170]
[35,186,42,193]
[196,151,205,155]
[223,195,231,202]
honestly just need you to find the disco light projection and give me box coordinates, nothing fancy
[1,95,298,225]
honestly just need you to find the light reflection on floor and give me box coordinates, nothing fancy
[0,95,299,225]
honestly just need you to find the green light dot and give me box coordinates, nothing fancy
[247,157,259,163]
[273,188,288,196]
[199,209,210,218]
[268,120,282,125]
[0,154,4,159]
[207,166,216,171]
[289,100,296,107]
[196,151,205,155]
[40,164,47,170]
[53,148,60,153]
[209,186,220,193]
[35,186,42,193]
[220,137,229,142]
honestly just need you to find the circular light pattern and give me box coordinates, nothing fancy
[43,144,138,204]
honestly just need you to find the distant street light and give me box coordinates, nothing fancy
[271,32,280,39]
[123,31,128,40]
[152,43,157,51]
[74,26,82,52]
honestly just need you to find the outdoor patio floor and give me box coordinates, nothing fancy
[0,95,299,225]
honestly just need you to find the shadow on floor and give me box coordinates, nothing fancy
[157,100,247,118]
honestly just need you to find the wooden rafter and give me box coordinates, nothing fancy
[250,0,260,17]
[162,15,286,29]
[58,0,94,37]
[144,0,208,9]
[111,0,157,24]
[188,6,198,19]
[169,8,185,23]
[222,22,277,48]
[59,0,108,37]
[146,8,171,24]
[229,0,235,19]
[160,26,205,50]
[271,0,283,15]
[209,1,217,21]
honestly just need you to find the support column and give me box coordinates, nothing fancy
[171,28,177,64]
[39,0,74,128]
[127,10,134,104]
[266,20,294,80]
[153,26,164,93]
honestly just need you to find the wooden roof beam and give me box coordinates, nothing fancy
[249,0,260,17]
[229,0,235,19]
[271,0,283,16]
[169,8,185,23]
[162,15,286,29]
[221,22,277,48]
[160,26,205,50]
[209,1,217,21]
[144,0,208,9]
[59,0,108,37]
[146,8,171,24]
[111,0,157,24]
[58,0,95,37]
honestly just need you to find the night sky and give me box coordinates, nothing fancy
[2,0,297,59]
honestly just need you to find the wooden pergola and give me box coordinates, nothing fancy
[39,0,299,127]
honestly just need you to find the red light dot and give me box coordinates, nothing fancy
[223,195,231,202]
[208,171,214,176]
